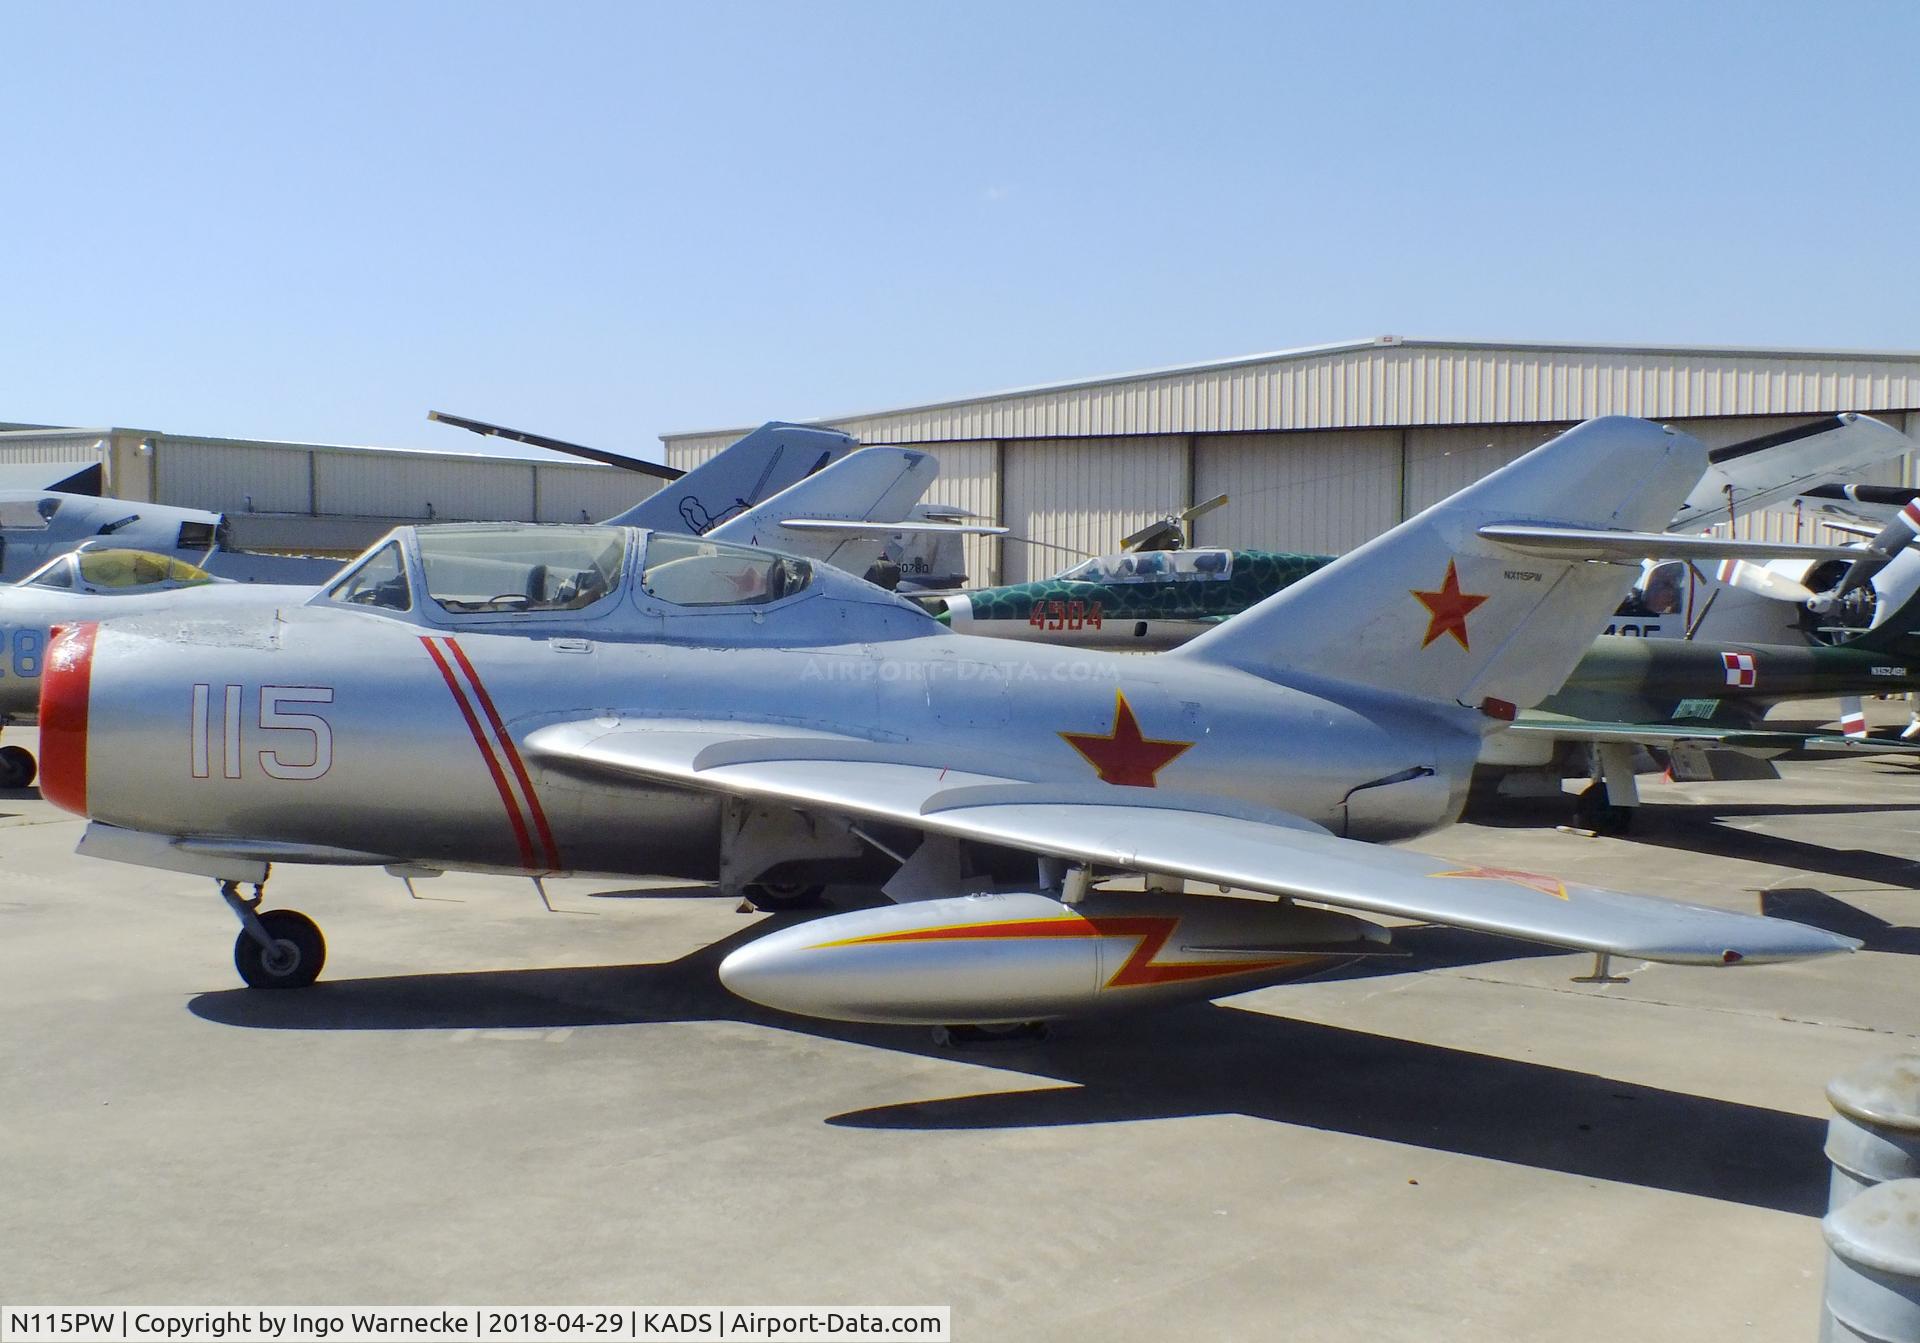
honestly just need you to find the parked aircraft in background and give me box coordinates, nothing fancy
[926,548,1328,649]
[39,417,1852,1034]
[431,412,1001,590]
[929,414,1913,648]
[0,485,342,586]
[0,434,991,790]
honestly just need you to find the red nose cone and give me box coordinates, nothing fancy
[38,621,96,815]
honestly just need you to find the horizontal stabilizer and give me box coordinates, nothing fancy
[1480,524,1868,564]
[525,720,1857,966]
[1507,715,1920,754]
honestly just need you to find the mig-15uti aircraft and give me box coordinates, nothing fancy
[40,416,1855,1031]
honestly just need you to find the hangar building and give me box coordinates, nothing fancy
[0,422,662,556]
[662,337,1920,585]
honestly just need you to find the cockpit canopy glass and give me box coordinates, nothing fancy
[326,541,412,611]
[641,534,812,607]
[1058,549,1232,583]
[23,548,214,592]
[416,526,626,615]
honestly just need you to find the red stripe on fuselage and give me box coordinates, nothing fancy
[444,637,561,870]
[421,636,538,871]
[38,621,96,815]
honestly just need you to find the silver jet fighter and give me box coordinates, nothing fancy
[42,417,1855,1027]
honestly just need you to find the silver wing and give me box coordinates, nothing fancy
[525,720,1857,965]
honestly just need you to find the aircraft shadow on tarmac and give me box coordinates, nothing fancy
[189,919,1829,1216]
[1622,804,1920,891]
[1762,887,1920,955]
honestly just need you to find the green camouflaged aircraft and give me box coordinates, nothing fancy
[922,547,1330,649]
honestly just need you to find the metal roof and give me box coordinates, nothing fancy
[663,336,1920,447]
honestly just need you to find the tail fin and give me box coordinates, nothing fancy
[708,447,937,571]
[603,422,859,532]
[1175,417,1708,713]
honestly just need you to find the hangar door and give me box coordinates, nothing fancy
[909,439,1000,585]
[1401,424,1570,518]
[1193,430,1400,556]
[1000,436,1186,582]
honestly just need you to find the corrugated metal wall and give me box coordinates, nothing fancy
[665,432,738,472]
[1193,429,1400,553]
[532,463,663,523]
[0,432,111,466]
[1402,423,1569,514]
[1000,436,1185,582]
[315,450,534,520]
[158,439,313,513]
[152,438,660,525]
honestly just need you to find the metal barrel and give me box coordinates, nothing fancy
[1821,1180,1920,1343]
[1828,1057,1920,1210]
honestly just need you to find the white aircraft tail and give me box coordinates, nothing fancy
[709,447,937,571]
[603,422,859,533]
[890,504,982,589]
[1175,417,1708,714]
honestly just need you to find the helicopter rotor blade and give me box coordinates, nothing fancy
[427,410,685,481]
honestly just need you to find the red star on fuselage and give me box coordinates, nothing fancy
[1411,560,1488,650]
[1060,691,1194,788]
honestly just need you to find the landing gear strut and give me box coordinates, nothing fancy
[220,880,326,989]
[0,744,35,790]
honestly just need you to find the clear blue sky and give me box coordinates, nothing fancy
[3,1,1914,463]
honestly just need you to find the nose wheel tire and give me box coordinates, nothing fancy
[0,745,35,790]
[234,909,326,989]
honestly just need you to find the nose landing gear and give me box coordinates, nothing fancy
[220,880,326,989]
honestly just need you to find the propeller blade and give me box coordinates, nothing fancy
[1714,558,1816,605]
[1828,499,1920,601]
[1119,517,1182,552]
[1180,493,1230,523]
